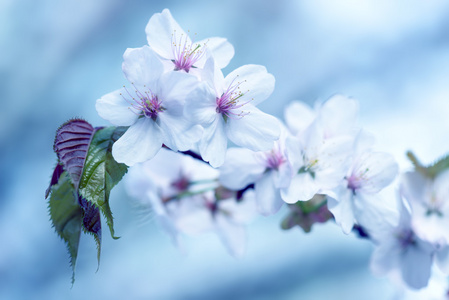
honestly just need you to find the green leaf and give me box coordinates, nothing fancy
[407,151,449,179]
[48,171,83,285]
[280,195,332,233]
[427,154,449,179]
[79,126,128,239]
[406,151,430,178]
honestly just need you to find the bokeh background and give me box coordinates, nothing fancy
[1,0,449,299]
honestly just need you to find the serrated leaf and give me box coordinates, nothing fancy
[45,163,64,199]
[48,171,83,285]
[407,151,449,179]
[79,196,102,269]
[427,154,449,179]
[53,119,94,190]
[79,126,128,239]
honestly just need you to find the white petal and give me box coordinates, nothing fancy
[370,239,400,275]
[155,214,183,249]
[224,64,275,106]
[184,81,217,126]
[327,188,355,234]
[400,241,433,289]
[397,197,413,230]
[284,135,304,169]
[255,172,284,216]
[124,164,158,199]
[284,101,316,136]
[436,246,449,274]
[122,46,164,89]
[226,105,280,152]
[400,171,431,222]
[196,37,234,69]
[112,118,163,166]
[272,160,293,188]
[199,117,228,168]
[215,213,246,258]
[317,94,359,138]
[218,195,257,223]
[96,89,139,126]
[175,203,214,235]
[145,146,184,177]
[219,147,265,190]
[317,135,354,171]
[311,136,354,191]
[357,152,399,194]
[353,193,398,238]
[145,9,188,60]
[280,173,319,203]
[158,112,202,152]
[200,55,216,90]
[158,71,200,106]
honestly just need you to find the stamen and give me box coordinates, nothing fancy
[346,167,369,194]
[171,30,206,72]
[265,145,285,170]
[216,76,251,120]
[120,83,164,120]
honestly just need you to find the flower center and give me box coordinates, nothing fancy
[397,228,416,249]
[205,200,218,215]
[171,173,190,192]
[346,174,361,193]
[346,167,369,194]
[216,76,250,121]
[265,149,285,170]
[171,30,206,73]
[121,84,165,121]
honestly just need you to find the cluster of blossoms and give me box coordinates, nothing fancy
[95,8,449,294]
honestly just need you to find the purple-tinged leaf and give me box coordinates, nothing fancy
[53,119,95,190]
[79,196,102,267]
[48,120,127,283]
[79,126,128,239]
[45,163,64,199]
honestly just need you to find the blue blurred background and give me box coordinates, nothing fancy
[1,0,449,299]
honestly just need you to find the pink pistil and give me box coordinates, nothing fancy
[171,31,205,73]
[216,77,250,120]
[346,174,361,193]
[171,173,190,192]
[121,84,164,121]
[265,149,285,170]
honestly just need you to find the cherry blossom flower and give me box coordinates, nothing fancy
[125,148,256,257]
[96,46,202,166]
[369,198,435,290]
[184,57,280,167]
[145,9,234,76]
[125,149,217,246]
[280,95,359,203]
[327,132,399,234]
[280,121,354,203]
[401,170,449,245]
[400,169,449,274]
[219,128,292,215]
[212,191,257,257]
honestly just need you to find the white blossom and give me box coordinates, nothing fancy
[145,9,234,76]
[185,57,280,167]
[96,46,202,166]
[219,128,292,216]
